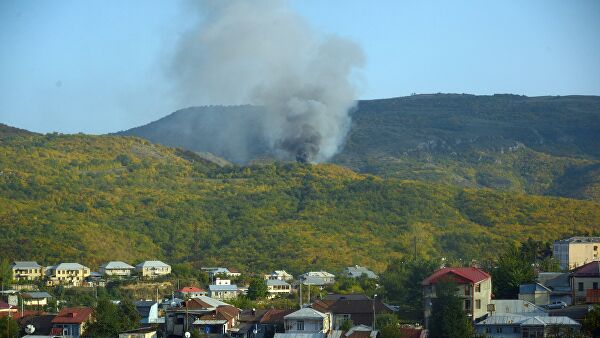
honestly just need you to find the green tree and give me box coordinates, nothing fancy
[0,317,19,338]
[428,280,474,338]
[247,278,268,300]
[84,299,122,337]
[491,246,535,299]
[118,298,141,331]
[582,305,600,337]
[340,319,354,331]
[0,259,12,286]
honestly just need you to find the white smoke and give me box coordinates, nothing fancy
[170,0,364,162]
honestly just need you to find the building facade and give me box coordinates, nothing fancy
[99,261,135,277]
[11,261,45,281]
[46,263,91,286]
[135,261,171,278]
[553,237,600,270]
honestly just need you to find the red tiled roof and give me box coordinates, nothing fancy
[399,328,425,338]
[178,286,206,293]
[422,267,490,285]
[259,308,294,324]
[51,307,92,324]
[571,261,600,277]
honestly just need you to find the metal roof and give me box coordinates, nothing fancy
[136,260,170,268]
[476,314,580,327]
[284,308,326,319]
[519,283,552,294]
[344,266,378,279]
[54,263,88,270]
[22,292,53,299]
[267,279,291,286]
[209,284,238,292]
[12,261,41,269]
[100,261,134,269]
[555,237,600,243]
[490,300,547,315]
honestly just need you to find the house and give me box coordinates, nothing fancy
[299,271,335,286]
[570,260,600,304]
[50,307,92,338]
[231,308,269,338]
[135,301,159,324]
[135,261,171,278]
[553,236,600,270]
[266,279,292,298]
[21,292,53,307]
[209,283,239,300]
[165,296,240,336]
[99,261,135,277]
[422,266,492,328]
[536,272,572,305]
[204,267,242,279]
[265,270,294,282]
[258,308,295,338]
[274,308,331,338]
[118,327,158,338]
[46,263,91,286]
[11,261,45,281]
[312,294,393,329]
[474,313,580,337]
[518,283,551,306]
[176,286,207,299]
[341,266,378,279]
[489,299,547,316]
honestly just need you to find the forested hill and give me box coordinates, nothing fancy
[118,94,600,201]
[1,130,599,274]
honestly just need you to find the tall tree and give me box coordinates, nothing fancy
[428,280,474,338]
[582,305,600,338]
[247,278,268,300]
[0,317,19,338]
[118,298,141,331]
[491,246,535,299]
[84,299,123,337]
[0,259,12,286]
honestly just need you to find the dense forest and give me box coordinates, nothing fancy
[1,127,599,274]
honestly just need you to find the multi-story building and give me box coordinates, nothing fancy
[265,270,294,281]
[276,308,331,338]
[135,261,171,278]
[299,271,335,286]
[99,261,135,277]
[553,237,600,270]
[266,279,292,298]
[422,266,492,328]
[46,263,91,286]
[11,261,45,281]
[51,307,93,338]
[570,261,600,304]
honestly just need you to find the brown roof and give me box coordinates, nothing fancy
[51,307,92,324]
[178,286,206,293]
[199,305,240,321]
[399,328,425,338]
[259,308,295,324]
[185,298,214,309]
[571,261,600,277]
[422,267,490,286]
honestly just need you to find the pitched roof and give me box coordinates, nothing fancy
[100,261,134,269]
[571,261,600,277]
[178,286,206,293]
[285,308,327,319]
[209,284,238,292]
[22,292,53,299]
[12,261,41,269]
[51,307,92,324]
[136,260,170,268]
[260,308,295,324]
[519,283,552,294]
[185,295,230,309]
[267,279,291,286]
[422,267,490,285]
[312,298,392,315]
[135,301,157,318]
[344,266,378,279]
[53,263,88,270]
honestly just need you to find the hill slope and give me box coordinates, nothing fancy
[118,94,600,200]
[1,131,599,273]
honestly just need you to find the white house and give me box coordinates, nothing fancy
[342,266,378,279]
[265,270,294,281]
[274,308,331,338]
[208,284,239,300]
[21,291,53,306]
[299,271,335,286]
[266,279,292,298]
[100,261,135,277]
[136,261,171,278]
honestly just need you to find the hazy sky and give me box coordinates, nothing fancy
[1,0,599,134]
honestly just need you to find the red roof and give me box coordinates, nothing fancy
[259,308,294,324]
[571,261,600,277]
[399,328,426,338]
[178,286,206,293]
[51,307,92,324]
[422,267,490,285]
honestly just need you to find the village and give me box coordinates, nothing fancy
[1,236,600,338]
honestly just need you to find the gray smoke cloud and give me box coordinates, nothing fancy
[170,0,364,163]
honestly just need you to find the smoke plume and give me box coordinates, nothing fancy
[170,0,364,163]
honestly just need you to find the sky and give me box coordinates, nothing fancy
[1,0,599,134]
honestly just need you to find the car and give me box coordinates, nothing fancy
[547,301,567,309]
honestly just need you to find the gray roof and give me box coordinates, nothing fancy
[193,295,230,308]
[22,292,53,299]
[555,236,600,243]
[209,284,238,292]
[476,314,580,327]
[519,283,551,294]
[344,266,378,279]
[54,263,88,270]
[285,308,326,319]
[490,300,547,315]
[12,261,41,269]
[267,279,291,286]
[302,276,328,286]
[135,301,157,318]
[101,261,134,269]
[136,260,170,268]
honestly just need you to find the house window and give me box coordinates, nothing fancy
[475,299,481,309]
[485,327,491,333]
[475,284,481,292]
[296,321,304,331]
[594,282,598,290]
[513,326,519,333]
[578,282,584,292]
[464,299,471,311]
[496,326,502,333]
[594,246,598,251]
[285,321,293,331]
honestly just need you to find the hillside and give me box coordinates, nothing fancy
[1,131,599,274]
[118,94,600,201]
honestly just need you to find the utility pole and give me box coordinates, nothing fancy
[299,282,302,308]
